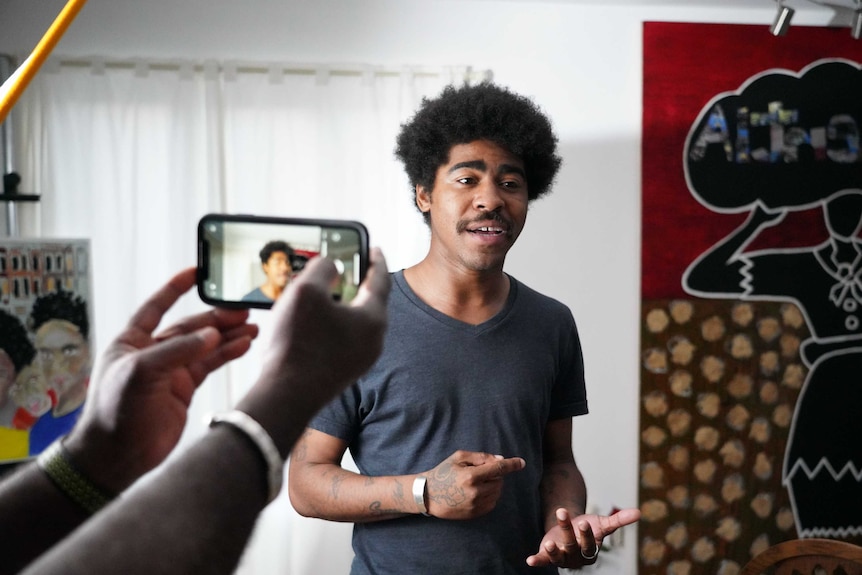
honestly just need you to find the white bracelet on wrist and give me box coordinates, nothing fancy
[412,476,431,517]
[209,410,283,503]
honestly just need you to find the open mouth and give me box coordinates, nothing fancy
[467,225,506,236]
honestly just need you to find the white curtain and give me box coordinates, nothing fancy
[12,57,484,573]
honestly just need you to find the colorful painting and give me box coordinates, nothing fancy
[0,239,92,462]
[640,22,862,574]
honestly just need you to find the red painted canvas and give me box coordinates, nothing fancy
[640,22,862,574]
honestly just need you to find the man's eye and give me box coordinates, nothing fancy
[456,177,475,185]
[500,180,522,189]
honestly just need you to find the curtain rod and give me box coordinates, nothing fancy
[30,55,493,83]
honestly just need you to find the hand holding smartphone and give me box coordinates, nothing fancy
[197,214,369,309]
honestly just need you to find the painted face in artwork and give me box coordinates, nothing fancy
[34,319,90,416]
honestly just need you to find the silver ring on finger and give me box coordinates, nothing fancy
[580,545,599,561]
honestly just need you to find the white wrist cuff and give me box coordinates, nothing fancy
[209,410,283,503]
[412,476,431,516]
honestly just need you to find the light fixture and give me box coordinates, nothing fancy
[805,0,862,38]
[853,8,862,38]
[770,1,796,35]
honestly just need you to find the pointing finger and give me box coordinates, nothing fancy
[598,507,642,537]
[475,456,525,480]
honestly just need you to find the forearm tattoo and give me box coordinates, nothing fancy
[330,473,345,500]
[368,479,407,515]
[291,430,311,462]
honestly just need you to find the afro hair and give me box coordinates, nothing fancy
[29,290,89,340]
[259,240,295,266]
[394,82,562,219]
[0,309,35,372]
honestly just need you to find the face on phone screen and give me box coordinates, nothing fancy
[198,215,368,309]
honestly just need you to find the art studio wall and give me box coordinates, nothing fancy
[0,1,844,573]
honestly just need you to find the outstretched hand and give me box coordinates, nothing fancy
[526,507,641,569]
[64,267,259,493]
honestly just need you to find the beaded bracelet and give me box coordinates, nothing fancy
[37,439,115,515]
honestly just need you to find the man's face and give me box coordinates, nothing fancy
[262,251,293,289]
[34,319,90,414]
[417,139,528,272]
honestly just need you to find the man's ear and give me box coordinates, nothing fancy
[415,184,431,213]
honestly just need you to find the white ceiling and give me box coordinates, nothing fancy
[493,0,839,6]
[0,0,853,61]
[498,0,858,15]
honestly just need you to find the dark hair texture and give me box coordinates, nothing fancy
[259,240,295,266]
[0,308,35,372]
[394,82,562,219]
[29,290,89,340]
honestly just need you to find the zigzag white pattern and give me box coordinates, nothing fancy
[800,525,862,538]
[785,458,862,482]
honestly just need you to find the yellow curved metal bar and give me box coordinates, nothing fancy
[0,0,88,124]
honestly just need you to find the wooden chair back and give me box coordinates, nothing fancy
[740,538,862,575]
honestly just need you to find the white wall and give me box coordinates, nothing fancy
[0,1,842,573]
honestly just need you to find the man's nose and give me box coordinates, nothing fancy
[473,180,505,212]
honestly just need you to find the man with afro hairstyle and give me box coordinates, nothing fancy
[242,240,296,304]
[289,82,639,573]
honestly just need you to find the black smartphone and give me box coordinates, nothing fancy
[197,213,369,309]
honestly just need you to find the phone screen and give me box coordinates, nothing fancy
[197,214,368,309]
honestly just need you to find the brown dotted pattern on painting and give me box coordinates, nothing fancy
[639,299,808,574]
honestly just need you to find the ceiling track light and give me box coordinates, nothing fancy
[794,0,862,38]
[770,1,796,35]
[853,8,862,38]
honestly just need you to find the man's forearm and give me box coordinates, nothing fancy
[21,426,269,575]
[540,460,587,530]
[0,463,92,574]
[289,463,424,523]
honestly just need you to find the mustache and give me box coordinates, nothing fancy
[456,211,512,234]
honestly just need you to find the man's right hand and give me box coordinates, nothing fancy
[425,450,525,519]
[238,248,391,458]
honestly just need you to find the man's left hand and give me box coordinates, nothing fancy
[63,267,259,493]
[526,507,641,569]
